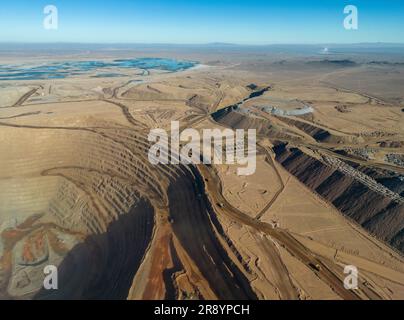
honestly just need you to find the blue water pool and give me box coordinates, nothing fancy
[0,58,197,81]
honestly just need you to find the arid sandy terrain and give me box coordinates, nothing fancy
[0,45,403,300]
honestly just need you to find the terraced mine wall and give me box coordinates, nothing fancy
[273,144,404,253]
[276,117,332,142]
[212,107,296,140]
[167,165,258,299]
[31,160,257,300]
[211,86,272,116]
[34,199,155,300]
[212,107,403,253]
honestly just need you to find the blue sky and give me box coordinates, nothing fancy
[0,0,403,44]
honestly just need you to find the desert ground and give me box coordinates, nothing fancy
[0,45,403,300]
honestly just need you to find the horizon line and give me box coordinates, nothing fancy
[1,41,404,47]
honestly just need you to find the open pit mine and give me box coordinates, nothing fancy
[0,54,404,300]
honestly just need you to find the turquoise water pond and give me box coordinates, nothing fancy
[0,58,196,81]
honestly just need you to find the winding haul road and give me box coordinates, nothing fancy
[255,144,285,220]
[197,164,382,300]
